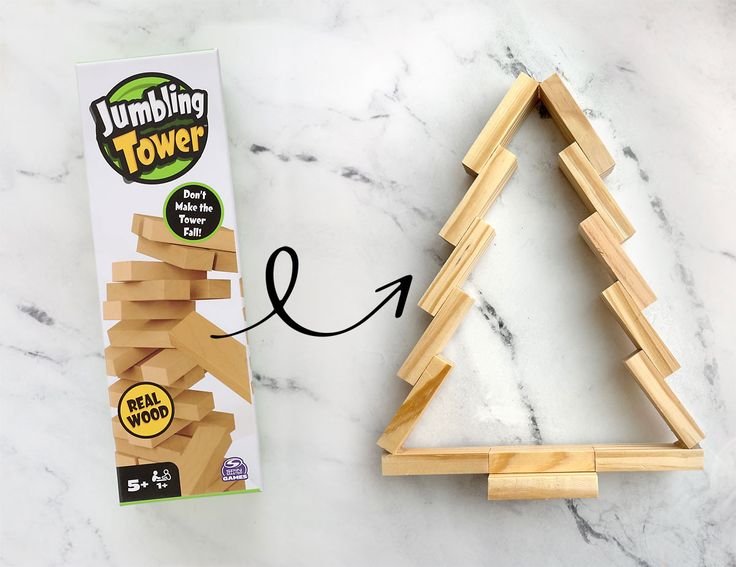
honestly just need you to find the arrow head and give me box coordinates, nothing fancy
[374,274,413,318]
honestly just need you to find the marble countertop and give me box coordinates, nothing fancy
[1,1,734,565]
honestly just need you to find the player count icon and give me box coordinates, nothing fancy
[152,469,172,482]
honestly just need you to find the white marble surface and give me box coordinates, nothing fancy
[1,1,735,565]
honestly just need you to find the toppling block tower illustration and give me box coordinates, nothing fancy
[106,213,252,496]
[378,72,705,501]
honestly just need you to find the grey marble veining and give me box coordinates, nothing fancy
[1,1,735,566]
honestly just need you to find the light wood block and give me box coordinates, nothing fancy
[213,250,238,272]
[397,288,474,385]
[119,349,199,385]
[602,282,679,377]
[579,213,655,310]
[169,312,252,403]
[382,447,491,475]
[107,319,179,348]
[104,346,157,375]
[594,444,704,471]
[103,300,195,320]
[377,356,453,453]
[178,424,231,495]
[167,365,207,391]
[462,73,538,175]
[489,445,595,474]
[135,214,236,252]
[191,433,233,495]
[189,279,231,300]
[171,390,215,421]
[559,143,633,241]
[113,433,190,463]
[441,147,517,245]
[112,261,206,282]
[106,280,190,301]
[137,236,215,271]
[115,452,137,466]
[178,411,236,437]
[488,472,598,500]
[111,416,191,449]
[108,372,204,406]
[419,219,494,315]
[624,351,704,448]
[540,73,615,177]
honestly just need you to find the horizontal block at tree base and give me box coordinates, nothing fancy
[594,444,704,471]
[382,447,491,475]
[487,472,599,500]
[489,445,595,474]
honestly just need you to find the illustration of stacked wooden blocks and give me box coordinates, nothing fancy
[105,213,252,495]
[379,73,705,500]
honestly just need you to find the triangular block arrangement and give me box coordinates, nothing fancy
[378,72,705,501]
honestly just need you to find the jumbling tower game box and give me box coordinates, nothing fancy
[76,50,262,504]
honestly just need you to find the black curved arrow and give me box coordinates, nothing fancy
[211,246,412,339]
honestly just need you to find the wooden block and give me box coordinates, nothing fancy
[137,236,215,271]
[383,447,491,475]
[212,250,238,272]
[167,365,207,391]
[559,143,633,241]
[114,433,190,463]
[462,73,538,175]
[104,346,157,375]
[488,472,598,500]
[579,213,655,310]
[106,280,190,301]
[137,458,155,465]
[377,356,453,453]
[540,73,614,177]
[169,312,252,403]
[115,452,138,466]
[112,260,206,282]
[178,411,236,437]
[178,423,231,495]
[108,372,204,406]
[135,214,237,252]
[103,300,195,320]
[397,288,474,385]
[624,351,704,448]
[594,444,704,471]
[189,279,231,300]
[489,445,595,474]
[601,282,679,377]
[441,147,517,245]
[419,219,494,315]
[171,390,215,421]
[107,319,179,348]
[111,416,192,449]
[119,349,199,385]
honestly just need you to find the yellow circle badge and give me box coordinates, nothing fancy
[117,382,175,439]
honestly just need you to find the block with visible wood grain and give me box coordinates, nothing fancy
[397,288,474,385]
[377,356,453,453]
[103,300,195,320]
[106,280,190,301]
[488,472,598,500]
[133,214,237,252]
[540,73,615,177]
[462,73,538,175]
[137,236,215,271]
[624,351,704,448]
[382,447,491,475]
[594,443,703,471]
[118,349,199,385]
[107,319,179,348]
[579,212,655,310]
[189,279,231,300]
[419,218,494,315]
[602,282,679,377]
[168,312,252,403]
[112,260,206,282]
[441,147,517,245]
[559,143,633,241]
[489,445,595,474]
